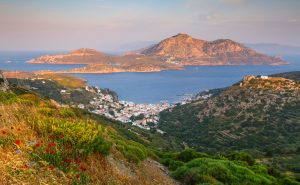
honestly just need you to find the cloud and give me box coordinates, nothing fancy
[219,0,245,5]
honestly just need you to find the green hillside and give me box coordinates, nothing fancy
[1,72,300,184]
[158,72,300,180]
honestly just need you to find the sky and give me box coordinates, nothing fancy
[0,0,300,51]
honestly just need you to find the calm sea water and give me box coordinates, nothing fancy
[0,51,84,71]
[1,51,300,103]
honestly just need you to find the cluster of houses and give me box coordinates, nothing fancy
[84,86,173,130]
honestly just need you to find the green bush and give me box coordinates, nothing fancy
[30,117,111,156]
[172,158,277,185]
[110,133,149,163]
[175,148,208,162]
[227,151,255,166]
[161,158,184,171]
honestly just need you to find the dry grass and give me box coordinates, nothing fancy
[0,94,177,185]
[3,71,86,89]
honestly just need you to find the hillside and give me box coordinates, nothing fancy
[1,73,300,184]
[139,33,287,65]
[158,72,300,179]
[0,88,179,185]
[1,89,299,185]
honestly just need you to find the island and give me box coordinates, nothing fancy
[28,33,288,74]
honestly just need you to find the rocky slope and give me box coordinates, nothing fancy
[158,71,300,177]
[140,33,287,65]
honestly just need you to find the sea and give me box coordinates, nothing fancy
[1,51,300,104]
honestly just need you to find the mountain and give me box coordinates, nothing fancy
[139,33,288,65]
[158,71,300,178]
[28,34,288,74]
[245,43,300,56]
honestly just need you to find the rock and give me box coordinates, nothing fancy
[0,70,9,91]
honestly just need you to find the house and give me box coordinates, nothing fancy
[260,75,269,79]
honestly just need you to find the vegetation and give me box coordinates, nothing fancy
[159,149,300,185]
[2,71,300,184]
[158,73,300,180]
[0,89,170,184]
[7,78,117,105]
[39,73,87,89]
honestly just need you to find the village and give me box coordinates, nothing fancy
[81,86,173,130]
[75,85,218,131]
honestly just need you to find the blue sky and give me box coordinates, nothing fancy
[0,0,299,51]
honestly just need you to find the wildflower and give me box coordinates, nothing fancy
[45,148,49,153]
[79,166,87,172]
[59,133,63,139]
[66,144,71,150]
[2,130,7,135]
[50,149,54,154]
[67,158,72,163]
[35,143,40,148]
[49,166,54,170]
[75,158,80,164]
[51,142,56,147]
[48,143,52,147]
[17,128,21,132]
[15,139,20,145]
[50,135,55,140]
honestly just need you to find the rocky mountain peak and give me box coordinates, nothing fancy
[172,33,193,39]
[71,48,99,55]
[141,33,206,58]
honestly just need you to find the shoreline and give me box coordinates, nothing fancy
[25,62,289,74]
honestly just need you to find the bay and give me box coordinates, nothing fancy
[1,51,299,103]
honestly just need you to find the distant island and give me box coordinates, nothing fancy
[28,33,288,74]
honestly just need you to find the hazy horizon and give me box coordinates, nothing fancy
[1,0,300,51]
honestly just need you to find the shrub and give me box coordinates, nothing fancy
[227,151,255,166]
[38,107,56,116]
[110,133,149,163]
[175,148,208,162]
[59,108,76,118]
[172,158,276,185]
[30,117,111,156]
[161,158,184,171]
